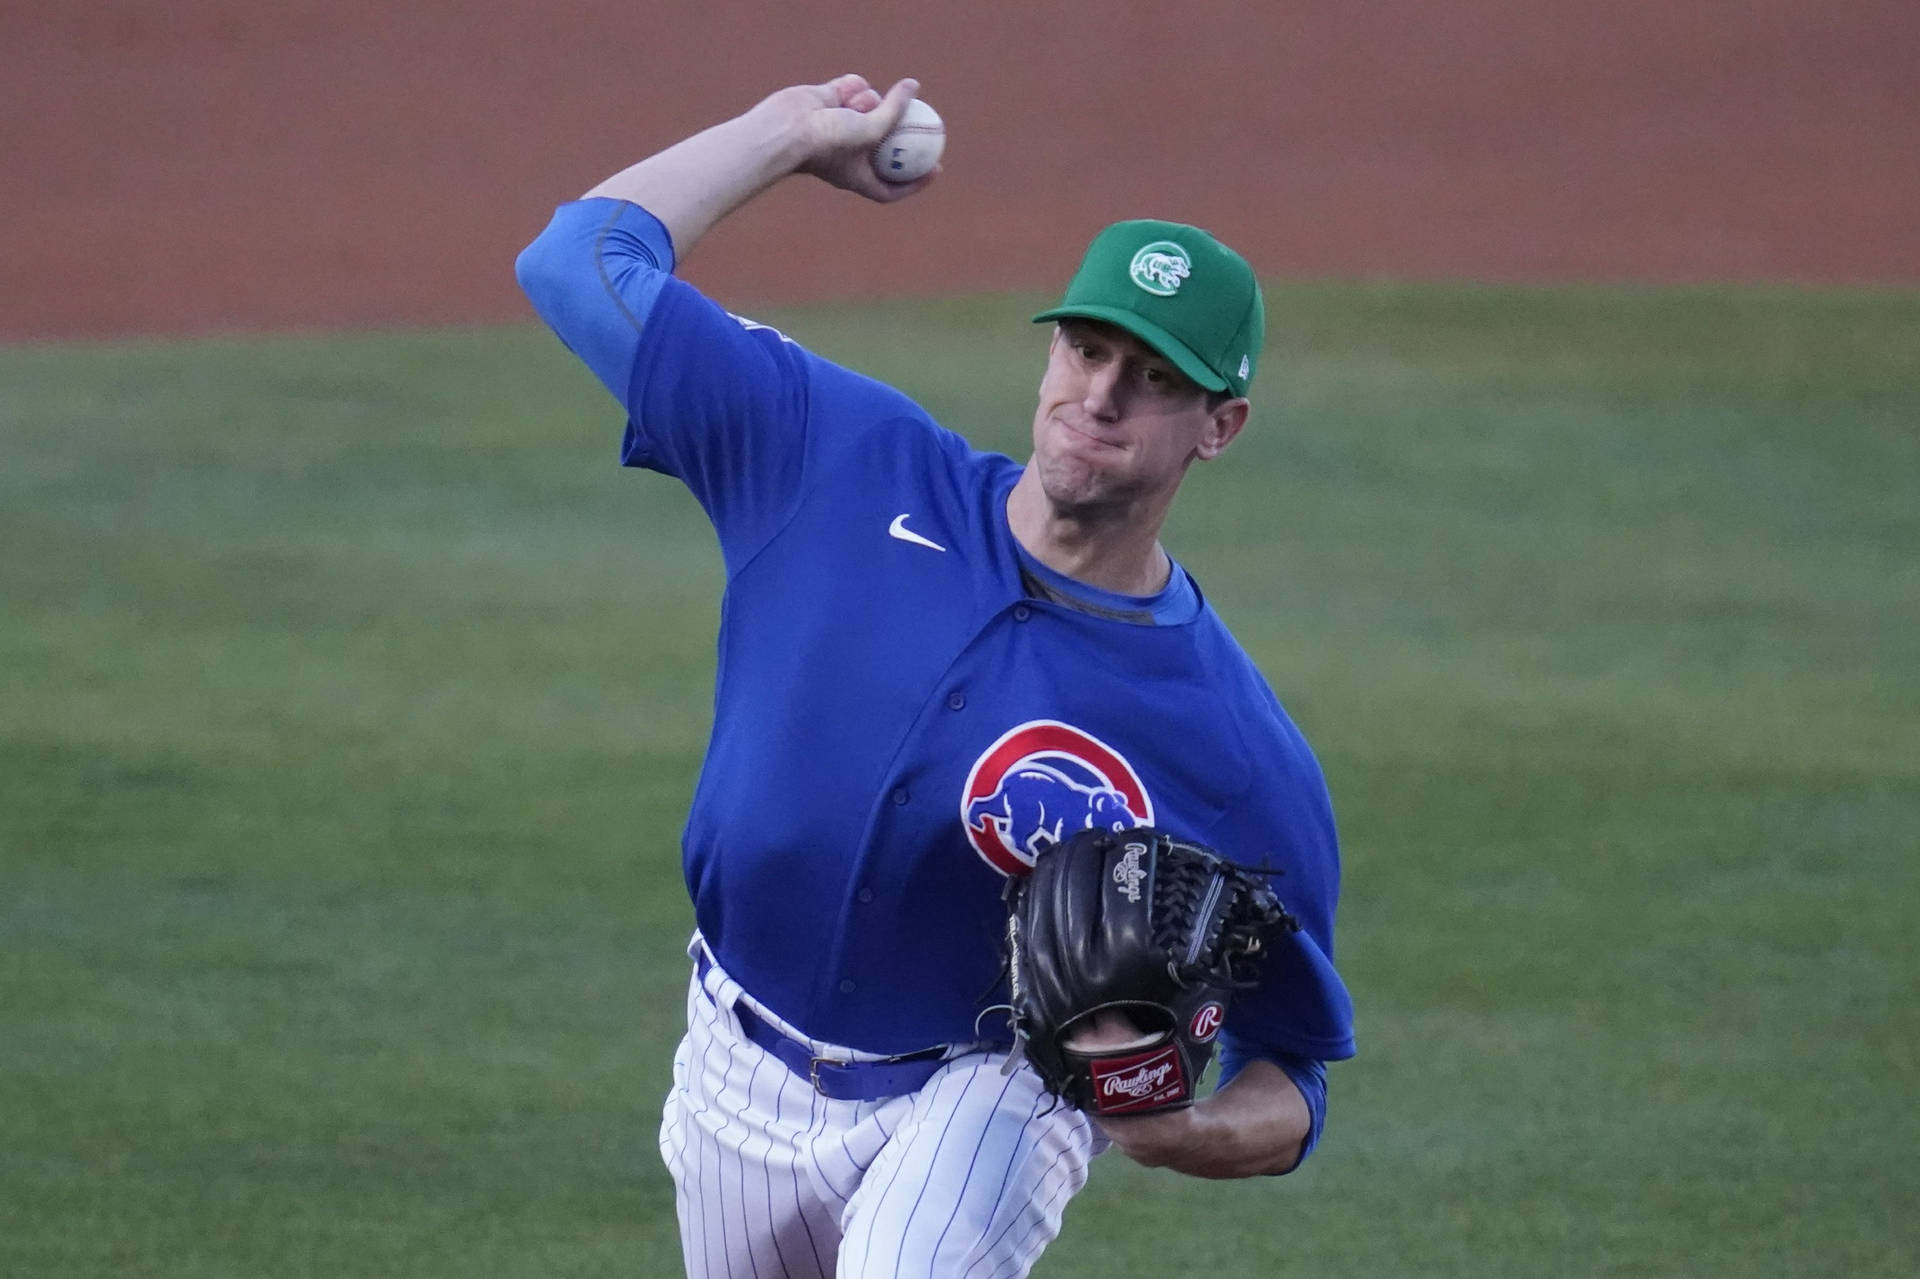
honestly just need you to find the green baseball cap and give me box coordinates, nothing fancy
[1033,219,1265,398]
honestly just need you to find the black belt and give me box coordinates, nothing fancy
[694,951,950,1102]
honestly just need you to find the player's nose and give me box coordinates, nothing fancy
[1080,364,1124,419]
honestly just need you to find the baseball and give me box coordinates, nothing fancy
[871,98,945,183]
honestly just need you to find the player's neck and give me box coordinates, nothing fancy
[1005,471,1173,596]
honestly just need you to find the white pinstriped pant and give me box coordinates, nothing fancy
[660,943,1099,1278]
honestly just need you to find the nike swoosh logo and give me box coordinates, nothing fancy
[888,513,947,552]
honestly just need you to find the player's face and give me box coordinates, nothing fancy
[1029,321,1245,516]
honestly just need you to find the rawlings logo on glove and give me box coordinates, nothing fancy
[999,827,1297,1115]
[1091,1048,1185,1112]
[1111,843,1148,902]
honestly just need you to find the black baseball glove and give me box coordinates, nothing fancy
[1001,826,1297,1115]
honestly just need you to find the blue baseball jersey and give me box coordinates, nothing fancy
[518,200,1357,1083]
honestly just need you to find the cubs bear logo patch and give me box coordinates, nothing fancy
[960,719,1153,877]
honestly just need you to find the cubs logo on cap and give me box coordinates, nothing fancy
[1128,242,1192,296]
[960,719,1153,878]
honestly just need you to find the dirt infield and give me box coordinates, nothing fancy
[7,1,1916,340]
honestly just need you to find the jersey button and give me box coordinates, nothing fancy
[946,690,966,711]
[1012,604,1032,622]
[890,787,909,805]
[838,979,856,994]
[857,888,875,904]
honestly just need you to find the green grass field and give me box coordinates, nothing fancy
[3,282,1916,1277]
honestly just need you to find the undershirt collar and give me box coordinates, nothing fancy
[1012,540,1201,625]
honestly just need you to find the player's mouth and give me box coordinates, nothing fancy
[1052,413,1126,453]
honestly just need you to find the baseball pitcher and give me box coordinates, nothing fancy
[516,73,1355,1277]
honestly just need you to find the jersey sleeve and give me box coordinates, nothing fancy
[1209,705,1347,1173]
[515,198,679,407]
[1204,666,1357,1065]
[516,198,848,570]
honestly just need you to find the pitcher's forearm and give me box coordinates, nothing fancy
[582,109,807,259]
[1097,1059,1313,1179]
[578,75,929,264]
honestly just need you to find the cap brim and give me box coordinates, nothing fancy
[1032,304,1230,394]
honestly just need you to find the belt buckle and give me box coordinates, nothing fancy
[808,1056,839,1096]
[809,1047,944,1097]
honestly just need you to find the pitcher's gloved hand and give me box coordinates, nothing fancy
[1002,827,1297,1114]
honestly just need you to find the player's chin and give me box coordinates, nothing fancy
[1034,454,1119,513]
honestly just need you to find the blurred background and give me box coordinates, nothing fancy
[6,0,1917,340]
[4,3,1917,1277]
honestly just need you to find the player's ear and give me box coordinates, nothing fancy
[1194,399,1249,461]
